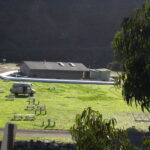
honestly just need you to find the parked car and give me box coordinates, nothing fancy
[10,82,35,96]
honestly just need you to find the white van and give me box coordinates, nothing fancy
[10,82,35,96]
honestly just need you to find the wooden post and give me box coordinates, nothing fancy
[47,119,51,127]
[53,121,56,127]
[33,98,35,104]
[40,107,42,115]
[1,123,17,150]
[41,120,44,127]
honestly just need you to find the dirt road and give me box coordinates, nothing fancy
[0,128,71,138]
[0,64,19,73]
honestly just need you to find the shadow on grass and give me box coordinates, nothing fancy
[126,127,150,148]
[15,95,30,98]
[44,125,55,130]
[77,92,108,101]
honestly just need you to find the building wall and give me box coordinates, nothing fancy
[20,62,85,79]
[90,71,100,80]
[90,70,110,81]
[28,70,84,79]
[20,64,30,76]
[99,71,110,81]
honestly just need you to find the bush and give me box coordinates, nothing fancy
[70,107,138,150]
[142,136,150,150]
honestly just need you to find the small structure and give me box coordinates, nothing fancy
[24,114,35,121]
[20,61,89,79]
[35,105,47,115]
[12,114,23,121]
[12,114,35,121]
[25,104,36,110]
[5,95,15,101]
[90,68,111,81]
[0,89,5,93]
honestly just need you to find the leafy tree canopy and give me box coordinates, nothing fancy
[70,107,138,150]
[112,2,150,112]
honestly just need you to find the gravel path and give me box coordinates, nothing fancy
[0,128,71,138]
[0,64,19,73]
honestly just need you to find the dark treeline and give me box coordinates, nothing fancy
[0,0,144,68]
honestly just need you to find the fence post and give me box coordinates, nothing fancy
[1,123,17,150]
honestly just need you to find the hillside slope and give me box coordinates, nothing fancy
[0,0,145,67]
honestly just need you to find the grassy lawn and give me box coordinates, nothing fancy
[0,79,149,131]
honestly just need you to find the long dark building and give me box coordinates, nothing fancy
[0,0,146,67]
[20,61,89,79]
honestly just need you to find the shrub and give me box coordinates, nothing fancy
[70,107,138,150]
[142,136,150,150]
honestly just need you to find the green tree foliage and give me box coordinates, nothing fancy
[112,2,150,111]
[142,136,150,150]
[107,60,122,71]
[70,107,138,150]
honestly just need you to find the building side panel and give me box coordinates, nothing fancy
[29,70,83,79]
[20,63,30,76]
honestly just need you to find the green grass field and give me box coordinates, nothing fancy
[0,79,149,131]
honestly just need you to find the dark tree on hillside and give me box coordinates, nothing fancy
[112,2,150,112]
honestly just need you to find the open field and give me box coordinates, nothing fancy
[0,79,149,131]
